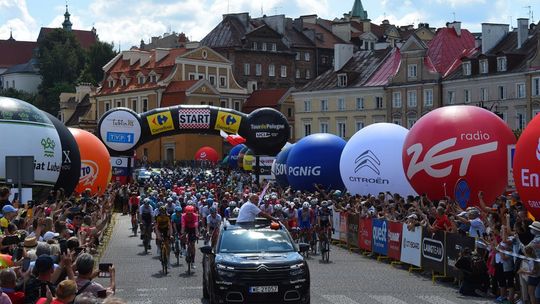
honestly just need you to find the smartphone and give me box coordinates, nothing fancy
[21,257,31,272]
[98,263,112,278]
[97,289,107,298]
[2,235,20,246]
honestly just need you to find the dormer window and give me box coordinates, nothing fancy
[252,42,257,50]
[108,80,115,88]
[462,62,471,76]
[271,43,277,52]
[480,59,488,74]
[337,74,347,87]
[262,43,267,51]
[121,78,128,86]
[138,75,145,84]
[149,73,157,83]
[497,56,507,72]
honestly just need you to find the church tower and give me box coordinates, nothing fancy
[351,0,368,20]
[62,5,73,31]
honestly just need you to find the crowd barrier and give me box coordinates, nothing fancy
[330,211,477,283]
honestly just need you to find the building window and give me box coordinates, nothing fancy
[280,66,287,78]
[269,64,275,77]
[234,101,240,111]
[105,102,111,112]
[338,97,345,111]
[322,56,328,64]
[150,74,157,82]
[208,75,215,86]
[497,57,507,72]
[108,80,114,88]
[393,118,401,125]
[287,107,292,117]
[533,77,540,97]
[220,99,227,108]
[304,122,312,136]
[189,73,196,80]
[304,100,311,112]
[407,117,417,129]
[464,89,471,103]
[376,97,384,109]
[252,42,257,50]
[320,122,328,133]
[392,92,402,108]
[517,83,526,98]
[138,76,145,84]
[198,74,204,80]
[304,52,310,61]
[220,76,227,88]
[462,62,471,76]
[481,88,488,101]
[244,63,250,76]
[424,89,433,107]
[271,43,277,52]
[262,43,267,51]
[407,64,417,78]
[295,52,300,60]
[447,91,456,104]
[356,97,364,110]
[356,121,364,131]
[320,99,328,112]
[480,59,488,74]
[498,86,506,100]
[121,78,128,86]
[255,64,262,76]
[337,74,347,87]
[407,90,417,107]
[115,100,122,108]
[131,99,137,112]
[296,69,301,79]
[142,99,148,112]
[306,69,311,79]
[517,112,526,130]
[337,121,346,138]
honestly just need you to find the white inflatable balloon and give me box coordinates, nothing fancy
[340,123,417,197]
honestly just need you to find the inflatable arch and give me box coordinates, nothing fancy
[98,106,290,157]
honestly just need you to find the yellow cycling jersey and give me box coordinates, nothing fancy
[155,214,170,230]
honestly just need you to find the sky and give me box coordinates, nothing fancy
[1,0,539,49]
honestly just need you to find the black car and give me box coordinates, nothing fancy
[200,218,311,304]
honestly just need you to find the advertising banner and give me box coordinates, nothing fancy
[258,156,275,183]
[446,233,476,278]
[400,224,422,267]
[347,213,359,248]
[422,230,446,275]
[339,212,347,242]
[372,219,388,255]
[358,217,372,251]
[331,210,340,241]
[387,221,403,260]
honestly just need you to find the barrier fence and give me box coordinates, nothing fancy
[330,211,477,282]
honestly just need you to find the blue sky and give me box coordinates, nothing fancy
[1,0,539,49]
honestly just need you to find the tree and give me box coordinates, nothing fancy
[0,88,38,105]
[79,41,117,85]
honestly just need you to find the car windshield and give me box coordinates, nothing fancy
[218,229,295,253]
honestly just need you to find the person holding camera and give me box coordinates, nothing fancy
[74,253,115,300]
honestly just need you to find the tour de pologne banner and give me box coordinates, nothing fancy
[358,217,372,251]
[422,229,446,275]
[332,210,340,241]
[446,233,476,278]
[400,224,422,267]
[339,212,348,242]
[347,213,359,248]
[387,221,403,261]
[372,219,388,255]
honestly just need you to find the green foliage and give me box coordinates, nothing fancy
[79,41,117,85]
[0,88,38,105]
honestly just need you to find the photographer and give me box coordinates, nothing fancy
[74,253,115,300]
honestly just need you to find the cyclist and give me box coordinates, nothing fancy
[297,202,314,243]
[206,207,222,246]
[232,207,240,217]
[155,206,173,255]
[317,201,333,241]
[286,202,298,230]
[273,204,288,226]
[139,198,154,251]
[171,206,183,256]
[259,198,274,215]
[181,205,199,268]
[129,192,140,235]
[165,197,176,215]
[224,201,237,219]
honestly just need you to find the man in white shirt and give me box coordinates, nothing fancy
[237,194,276,223]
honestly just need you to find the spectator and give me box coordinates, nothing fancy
[74,253,115,299]
[0,268,24,304]
[22,255,57,304]
[36,279,77,304]
[0,188,11,209]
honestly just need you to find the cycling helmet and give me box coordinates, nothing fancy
[271,194,277,200]
[293,198,300,203]
[159,206,166,213]
[333,190,342,197]
[207,198,214,204]
[185,205,195,213]
[232,207,240,216]
[310,199,318,206]
[274,204,283,211]
[209,207,217,213]
[321,201,329,208]
[175,206,182,212]
[143,198,151,204]
[229,201,237,208]
[302,202,310,209]
[167,197,173,203]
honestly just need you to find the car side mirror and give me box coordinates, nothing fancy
[298,243,310,253]
[200,245,214,255]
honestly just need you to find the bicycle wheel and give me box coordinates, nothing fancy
[161,243,168,274]
[321,239,330,263]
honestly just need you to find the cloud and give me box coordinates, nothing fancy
[435,0,485,7]
[0,0,37,41]
[294,0,330,18]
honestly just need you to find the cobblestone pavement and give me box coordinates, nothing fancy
[98,215,493,304]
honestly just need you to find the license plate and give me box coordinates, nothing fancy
[249,286,278,293]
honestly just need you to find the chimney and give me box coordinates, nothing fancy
[332,22,352,42]
[518,18,529,48]
[362,20,371,33]
[334,44,354,71]
[447,21,461,36]
[481,23,509,54]
[300,15,317,24]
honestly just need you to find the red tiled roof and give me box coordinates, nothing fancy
[427,27,475,75]
[365,48,401,86]
[443,47,479,78]
[164,80,198,93]
[242,88,290,113]
[38,28,97,49]
[0,40,37,68]
[302,22,345,49]
[161,92,188,107]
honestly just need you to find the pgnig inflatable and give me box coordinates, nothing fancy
[98,106,290,156]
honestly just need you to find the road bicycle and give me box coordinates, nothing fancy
[140,222,152,254]
[173,233,181,265]
[184,233,196,275]
[160,236,171,275]
[319,226,331,263]
[131,211,138,236]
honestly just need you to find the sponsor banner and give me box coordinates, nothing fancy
[347,213,359,248]
[110,157,129,168]
[507,144,515,189]
[372,219,388,255]
[422,229,446,275]
[257,156,276,183]
[112,167,128,176]
[79,160,100,188]
[446,233,476,278]
[331,210,340,240]
[339,212,347,242]
[100,110,141,151]
[400,224,422,267]
[146,111,174,135]
[215,111,242,134]
[178,108,210,129]
[387,221,403,260]
[358,217,372,251]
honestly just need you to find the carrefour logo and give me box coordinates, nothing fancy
[146,112,174,135]
[153,115,168,126]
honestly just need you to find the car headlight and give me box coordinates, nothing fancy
[290,263,305,276]
[216,264,236,279]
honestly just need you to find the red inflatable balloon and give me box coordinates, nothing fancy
[70,128,111,196]
[195,146,218,163]
[402,106,515,206]
[514,114,540,218]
